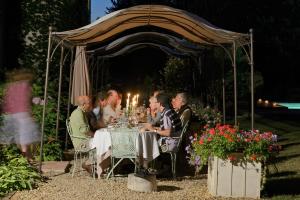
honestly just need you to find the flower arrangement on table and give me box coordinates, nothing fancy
[186,124,281,173]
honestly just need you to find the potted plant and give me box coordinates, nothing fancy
[186,124,280,198]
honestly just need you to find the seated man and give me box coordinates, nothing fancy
[103,89,119,125]
[172,92,192,127]
[69,96,95,175]
[137,93,182,177]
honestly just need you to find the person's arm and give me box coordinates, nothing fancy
[147,114,172,137]
[153,127,171,137]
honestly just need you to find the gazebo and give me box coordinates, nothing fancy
[40,4,254,170]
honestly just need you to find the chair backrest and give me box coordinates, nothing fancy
[161,120,190,153]
[109,127,138,159]
[66,118,88,151]
[66,118,73,137]
[176,120,190,149]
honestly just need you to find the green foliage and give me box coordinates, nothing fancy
[0,145,41,197]
[19,0,89,93]
[42,141,62,161]
[225,50,264,99]
[160,57,192,93]
[31,84,63,161]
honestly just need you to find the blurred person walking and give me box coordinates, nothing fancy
[1,69,40,162]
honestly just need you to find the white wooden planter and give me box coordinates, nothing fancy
[207,156,261,199]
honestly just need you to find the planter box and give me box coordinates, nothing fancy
[207,156,261,199]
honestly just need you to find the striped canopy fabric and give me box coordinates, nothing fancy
[53,5,250,47]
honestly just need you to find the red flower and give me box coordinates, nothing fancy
[245,138,251,142]
[228,155,237,161]
[254,135,261,142]
[199,139,204,144]
[209,128,215,135]
[250,154,257,161]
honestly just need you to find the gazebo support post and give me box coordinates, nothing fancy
[39,26,52,172]
[250,29,254,130]
[222,65,226,124]
[96,57,100,92]
[233,42,237,126]
[55,44,64,140]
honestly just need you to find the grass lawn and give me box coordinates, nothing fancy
[237,114,300,199]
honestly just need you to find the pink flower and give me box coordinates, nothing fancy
[32,97,41,105]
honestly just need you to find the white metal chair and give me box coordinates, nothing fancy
[106,127,138,179]
[66,119,97,179]
[161,121,189,179]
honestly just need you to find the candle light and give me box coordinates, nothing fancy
[257,98,262,104]
[126,93,130,111]
[132,95,136,107]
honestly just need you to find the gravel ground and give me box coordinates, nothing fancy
[10,173,254,200]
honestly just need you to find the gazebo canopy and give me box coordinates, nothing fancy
[86,32,203,57]
[53,4,250,46]
[39,4,255,171]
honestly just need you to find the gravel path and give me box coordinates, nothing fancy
[10,173,253,200]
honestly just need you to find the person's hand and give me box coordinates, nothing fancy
[139,127,147,132]
[144,123,153,130]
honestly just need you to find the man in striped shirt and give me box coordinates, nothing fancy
[136,93,182,177]
[145,93,182,137]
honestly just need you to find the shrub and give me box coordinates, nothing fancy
[0,145,41,197]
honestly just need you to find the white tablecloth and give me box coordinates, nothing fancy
[90,128,160,176]
[90,128,111,158]
[136,131,160,161]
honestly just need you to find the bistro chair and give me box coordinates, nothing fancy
[106,127,138,179]
[66,119,97,179]
[160,121,189,179]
